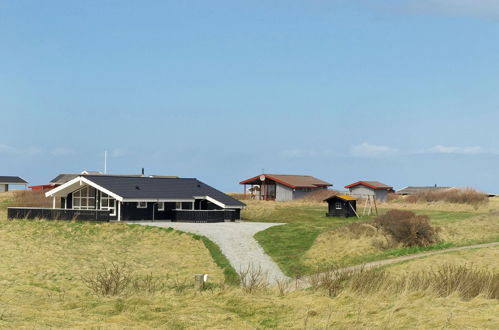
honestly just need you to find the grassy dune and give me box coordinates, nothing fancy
[0,214,497,328]
[244,199,499,276]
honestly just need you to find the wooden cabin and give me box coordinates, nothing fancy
[324,195,358,218]
[9,175,245,222]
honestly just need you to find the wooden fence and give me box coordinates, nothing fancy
[7,207,110,222]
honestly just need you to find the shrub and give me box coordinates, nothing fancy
[406,188,487,207]
[81,262,134,296]
[239,264,269,293]
[374,210,439,247]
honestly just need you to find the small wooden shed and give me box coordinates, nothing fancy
[324,195,358,218]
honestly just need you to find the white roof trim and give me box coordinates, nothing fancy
[45,176,123,202]
[122,199,194,203]
[193,195,244,209]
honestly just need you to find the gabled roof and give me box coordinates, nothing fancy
[239,174,332,189]
[324,194,357,202]
[345,181,393,190]
[396,186,453,195]
[0,176,28,184]
[49,173,144,185]
[47,175,245,208]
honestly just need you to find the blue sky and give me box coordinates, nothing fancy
[1,0,499,192]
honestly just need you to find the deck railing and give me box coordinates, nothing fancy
[7,207,110,222]
[173,210,238,223]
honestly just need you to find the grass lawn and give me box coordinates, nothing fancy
[245,200,491,277]
[1,193,498,328]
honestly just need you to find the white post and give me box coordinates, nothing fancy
[117,202,121,221]
[52,197,56,209]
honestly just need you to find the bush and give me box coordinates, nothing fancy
[406,188,487,207]
[81,262,134,296]
[374,210,439,247]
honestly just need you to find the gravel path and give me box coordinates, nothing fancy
[131,221,288,284]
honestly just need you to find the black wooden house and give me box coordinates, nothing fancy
[324,195,358,218]
[9,175,245,222]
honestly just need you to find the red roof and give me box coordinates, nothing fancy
[345,181,393,190]
[239,174,332,189]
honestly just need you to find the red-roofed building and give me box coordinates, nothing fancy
[345,181,393,202]
[240,174,332,201]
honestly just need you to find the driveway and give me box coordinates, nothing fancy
[131,221,288,284]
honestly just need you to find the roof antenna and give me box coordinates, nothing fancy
[104,151,107,174]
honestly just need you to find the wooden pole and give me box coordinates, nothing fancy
[349,202,360,218]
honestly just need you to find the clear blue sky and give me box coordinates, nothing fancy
[1,0,499,192]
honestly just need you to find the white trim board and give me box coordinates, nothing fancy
[45,176,123,201]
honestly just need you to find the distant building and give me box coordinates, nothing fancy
[324,195,358,218]
[345,181,393,202]
[396,186,453,195]
[0,176,28,192]
[240,174,332,201]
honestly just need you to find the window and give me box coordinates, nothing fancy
[335,202,342,210]
[158,202,164,211]
[73,186,96,210]
[100,192,116,216]
[137,201,147,208]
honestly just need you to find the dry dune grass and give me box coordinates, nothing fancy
[304,211,499,268]
[388,246,499,274]
[241,199,324,221]
[1,215,498,328]
[380,196,497,213]
[440,212,499,243]
[304,224,393,266]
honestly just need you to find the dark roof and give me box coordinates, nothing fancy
[0,176,28,184]
[50,174,79,185]
[345,181,393,190]
[50,173,145,185]
[240,174,332,188]
[83,175,245,207]
[396,186,453,195]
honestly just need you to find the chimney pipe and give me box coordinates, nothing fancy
[142,168,145,176]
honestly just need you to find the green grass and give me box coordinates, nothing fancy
[191,234,240,285]
[247,203,481,277]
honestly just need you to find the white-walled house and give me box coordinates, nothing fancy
[345,181,393,202]
[240,174,332,201]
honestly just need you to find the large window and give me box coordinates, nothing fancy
[73,186,96,210]
[100,192,116,216]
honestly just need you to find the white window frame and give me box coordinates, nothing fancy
[137,201,147,208]
[72,186,96,210]
[158,202,164,211]
[100,192,116,216]
[335,202,342,210]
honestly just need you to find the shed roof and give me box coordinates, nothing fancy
[345,181,393,190]
[396,186,453,195]
[324,194,358,202]
[0,176,28,184]
[48,175,245,208]
[240,174,332,189]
